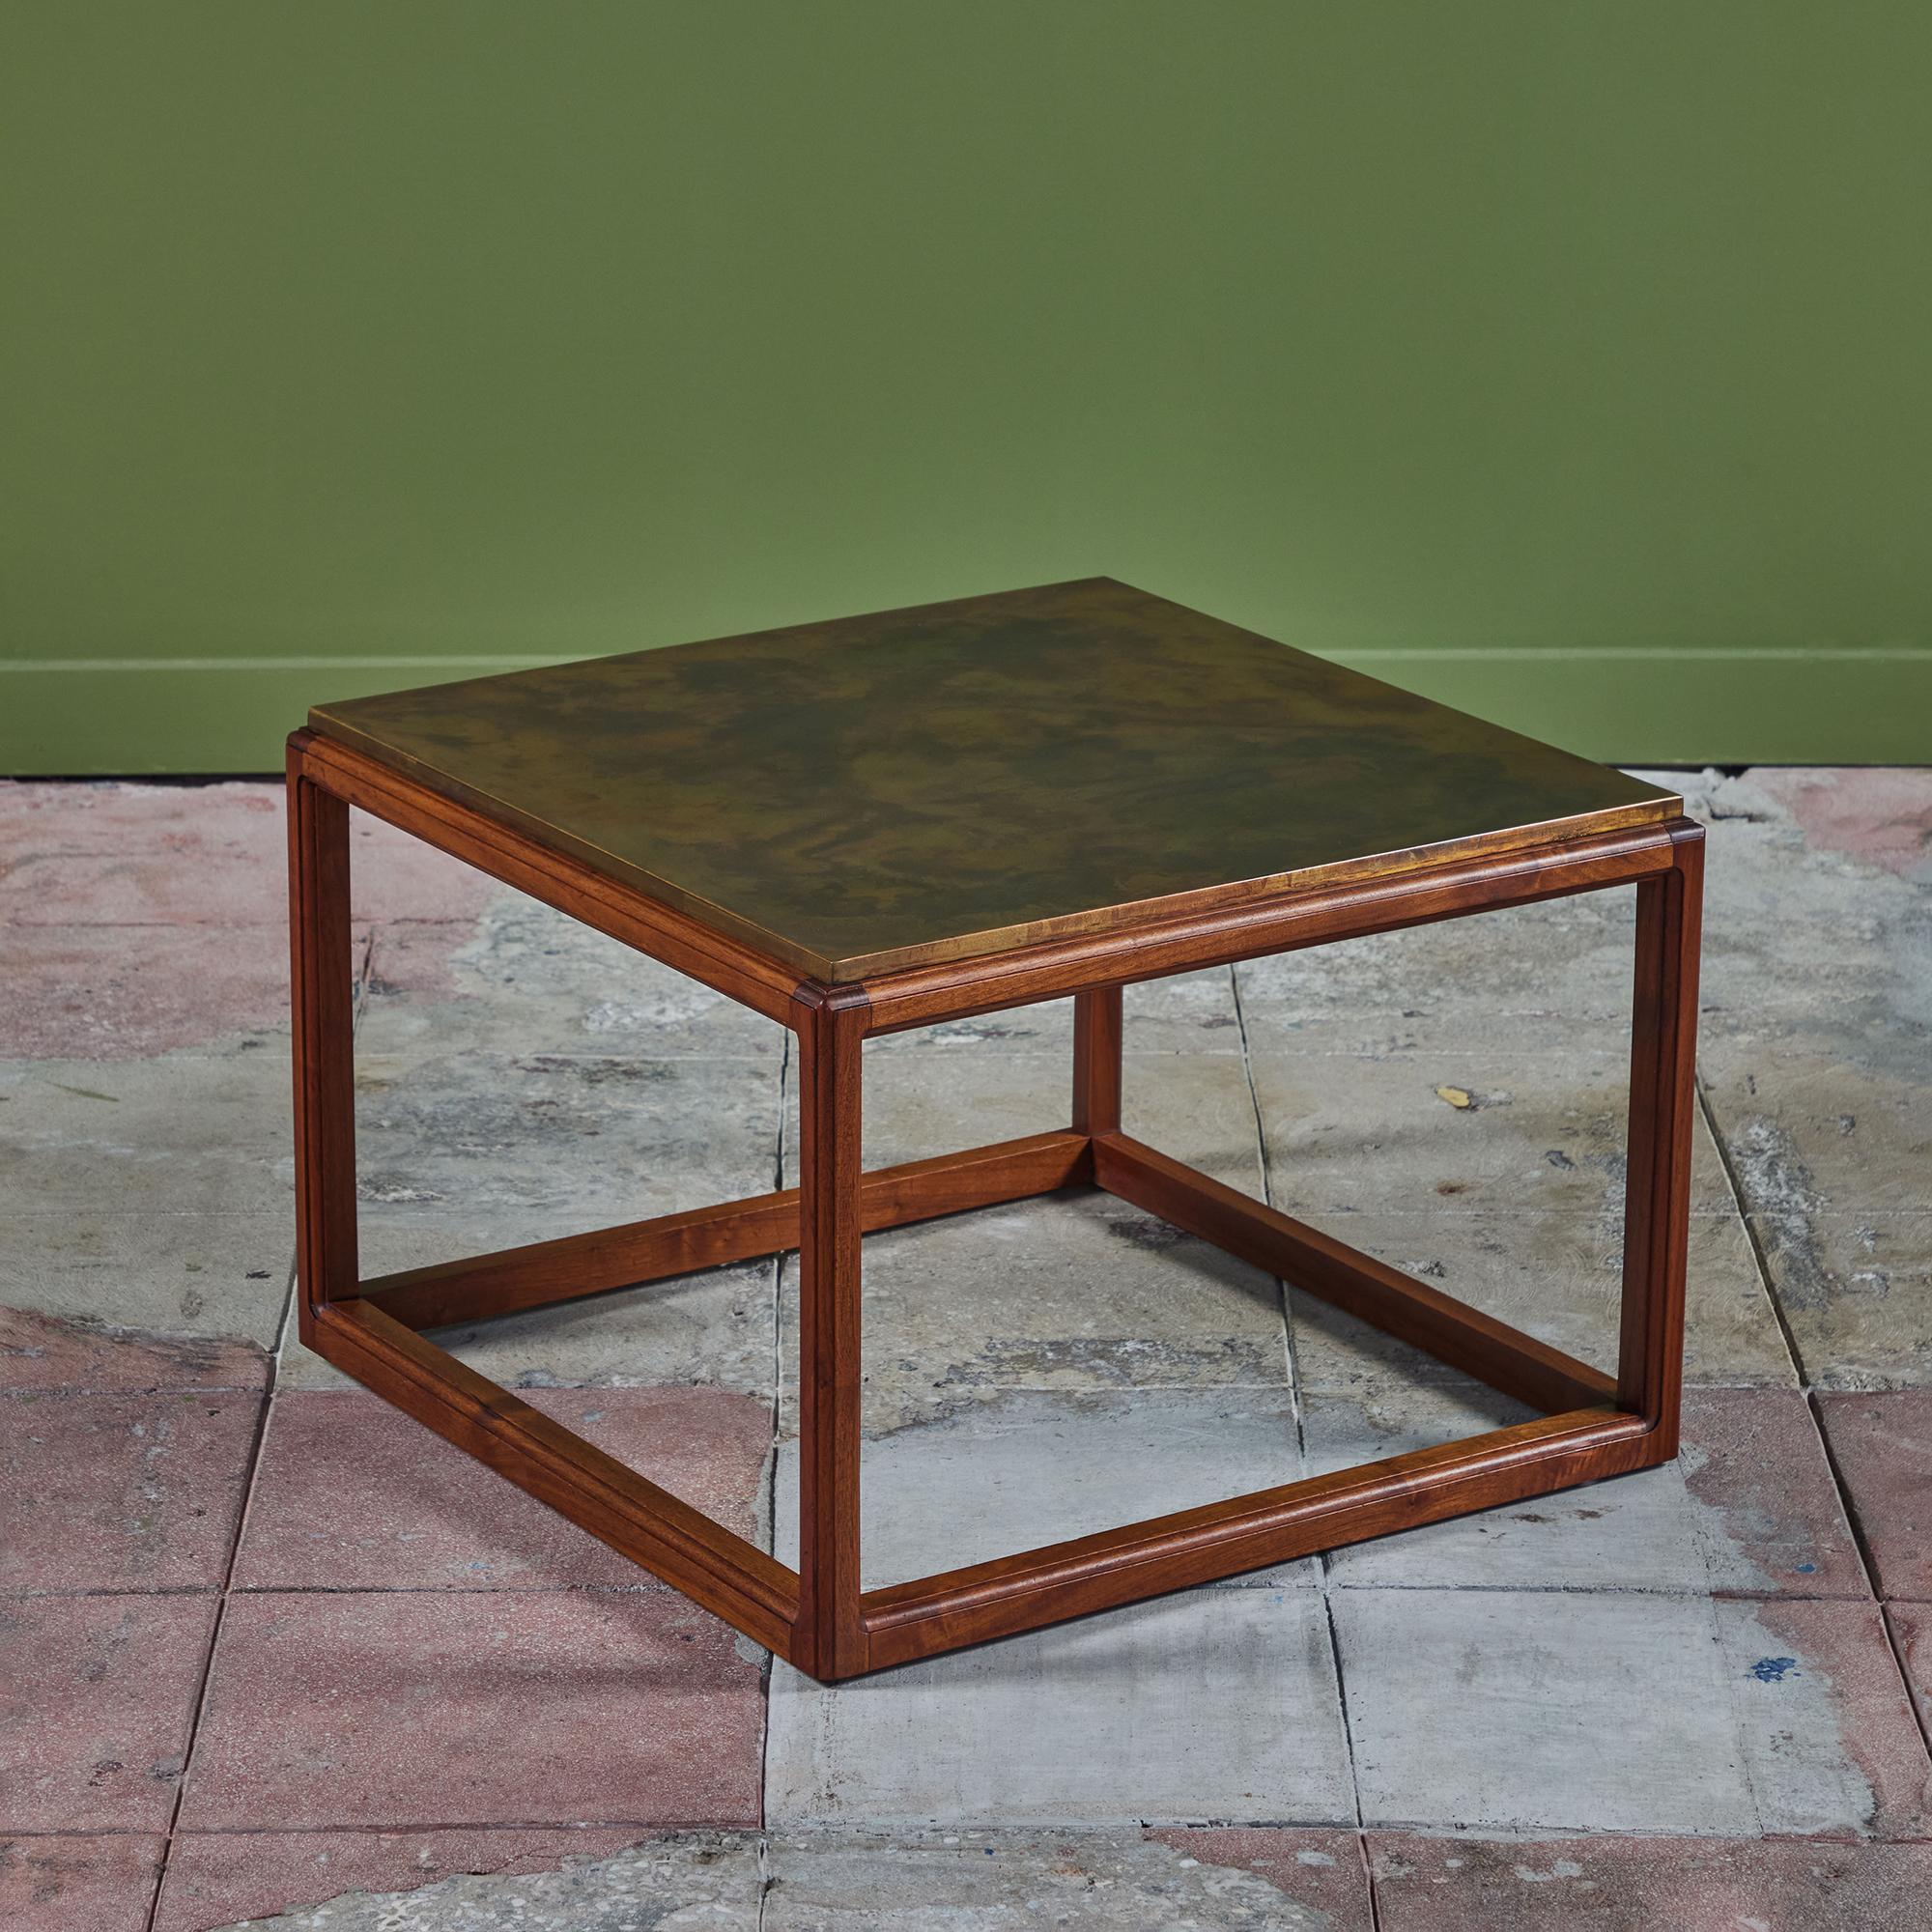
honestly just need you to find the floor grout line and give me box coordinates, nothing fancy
[1357,1825,1385,1931]
[754,1827,774,1931]
[140,891,381,1928]
[140,1315,283,1932]
[1806,1393,1888,1601]
[1806,1392,1932,1775]
[1882,1603,1932,1762]
[11,1819,1932,1845]
[1695,1073,1813,1390]
[1232,960,1370,1840]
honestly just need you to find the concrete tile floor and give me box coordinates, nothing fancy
[1,767,1929,1929]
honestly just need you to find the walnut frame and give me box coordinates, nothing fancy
[289,728,1703,1683]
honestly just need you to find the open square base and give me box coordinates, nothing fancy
[304,1127,1671,1682]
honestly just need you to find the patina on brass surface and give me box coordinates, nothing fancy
[310,578,1679,980]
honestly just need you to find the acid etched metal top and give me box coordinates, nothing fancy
[310,578,1679,980]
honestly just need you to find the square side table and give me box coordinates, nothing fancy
[287,578,1702,1682]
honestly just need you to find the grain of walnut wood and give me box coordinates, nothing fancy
[287,582,1701,1682]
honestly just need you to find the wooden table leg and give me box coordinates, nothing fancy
[287,746,358,1344]
[1616,825,1705,1451]
[795,989,868,1679]
[1072,986,1123,1137]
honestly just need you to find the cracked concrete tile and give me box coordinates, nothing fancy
[358,886,786,1059]
[2,1389,262,1591]
[1749,1212,1932,1389]
[867,967,1242,1058]
[1684,772,1932,1363]
[771,1388,1313,1591]
[171,1833,761,1931]
[175,1829,1368,1932]
[277,1236,775,1395]
[765,1589,1352,1828]
[0,1593,218,1830]
[354,1048,779,1225]
[0,1306,270,1395]
[779,1192,1291,1434]
[307,1027,784,1380]
[816,1048,1070,1179]
[1336,1590,1928,1837]
[182,1591,764,1830]
[0,1832,163,1932]
[867,999,1073,1053]
[1143,1828,1374,1929]
[0,1045,296,1346]
[762,1828,1357,1929]
[1703,1045,1932,1223]
[1248,1048,1735,1222]
[1696,890,1932,1396]
[1367,1833,1932,1931]
[1307,1385,1864,1597]
[0,1214,294,1351]
[0,924,298,1059]
[236,1386,772,1588]
[1685,770,1932,1066]
[1114,1050,1268,1192]
[1814,1392,1932,1599]
[1284,1202,1792,1396]
[344,807,504,926]
[152,1827,658,1932]
[1235,888,1639,1060]
[0,1048,290,1214]
[1248,1062,1792,1385]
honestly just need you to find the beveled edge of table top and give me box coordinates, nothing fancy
[815,793,1684,982]
[307,579,1684,987]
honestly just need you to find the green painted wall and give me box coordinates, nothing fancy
[4,2,1929,773]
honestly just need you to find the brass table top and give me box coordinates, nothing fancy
[309,578,1679,981]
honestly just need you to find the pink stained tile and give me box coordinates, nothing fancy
[1,1390,262,1591]
[0,782,285,923]
[235,1387,772,1591]
[1368,1833,1932,1931]
[1816,1391,1932,1601]
[0,1594,218,1831]
[1147,1828,1373,1927]
[4,851,291,929]
[0,846,284,929]
[1893,1604,1931,1737]
[348,810,498,925]
[1751,1599,1932,1840]
[0,1832,163,1932]
[181,1589,764,1831]
[361,918,494,997]
[153,1825,648,1932]
[1680,1386,1868,1597]
[0,783,494,926]
[0,1307,270,1396]
[1750,768,1932,883]
[0,924,298,1058]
